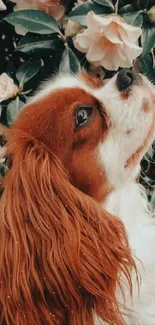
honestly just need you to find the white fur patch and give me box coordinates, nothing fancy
[94,74,154,187]
[95,74,155,324]
[28,74,92,105]
[104,183,155,325]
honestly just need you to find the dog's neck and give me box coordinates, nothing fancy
[104,181,148,226]
[103,180,151,251]
[102,180,155,325]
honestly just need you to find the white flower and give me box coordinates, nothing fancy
[0,73,18,103]
[0,0,6,10]
[74,11,142,71]
[11,0,65,35]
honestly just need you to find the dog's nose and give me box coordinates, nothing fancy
[116,68,142,91]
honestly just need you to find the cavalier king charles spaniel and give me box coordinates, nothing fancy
[0,69,154,325]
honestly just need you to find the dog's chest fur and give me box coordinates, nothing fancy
[103,182,155,324]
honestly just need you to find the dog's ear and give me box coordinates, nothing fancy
[0,129,136,325]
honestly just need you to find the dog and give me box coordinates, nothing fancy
[0,69,154,325]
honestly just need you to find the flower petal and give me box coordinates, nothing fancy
[87,11,114,31]
[74,32,92,52]
[116,44,132,68]
[117,25,141,43]
[0,0,6,10]
[48,4,65,20]
[104,23,123,44]
[122,44,142,65]
[118,21,142,42]
[86,38,105,62]
[100,46,121,70]
[0,73,18,103]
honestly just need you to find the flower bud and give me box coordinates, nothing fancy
[0,0,6,11]
[65,20,82,37]
[147,5,155,23]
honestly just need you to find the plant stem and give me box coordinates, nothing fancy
[58,31,66,43]
[151,48,155,69]
[115,0,119,14]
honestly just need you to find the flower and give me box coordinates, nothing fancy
[11,0,65,35]
[0,0,6,10]
[0,73,18,103]
[39,0,65,21]
[74,11,142,71]
[147,5,155,23]
[65,20,82,37]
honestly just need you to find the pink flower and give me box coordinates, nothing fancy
[74,11,142,71]
[11,0,65,34]
[39,0,65,21]
[0,73,18,103]
[0,0,6,10]
[147,5,155,23]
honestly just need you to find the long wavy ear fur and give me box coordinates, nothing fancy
[0,129,136,325]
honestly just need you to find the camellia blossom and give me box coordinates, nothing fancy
[0,0,6,10]
[74,11,142,71]
[0,73,18,103]
[147,5,155,23]
[11,0,65,34]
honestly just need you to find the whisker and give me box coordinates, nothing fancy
[140,170,155,189]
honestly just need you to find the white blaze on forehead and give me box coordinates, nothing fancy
[28,74,93,105]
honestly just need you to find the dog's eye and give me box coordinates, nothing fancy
[76,106,93,127]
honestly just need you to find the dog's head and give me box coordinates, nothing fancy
[0,69,154,325]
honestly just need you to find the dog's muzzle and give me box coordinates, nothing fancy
[116,68,142,92]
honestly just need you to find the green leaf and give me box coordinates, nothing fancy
[140,53,153,75]
[148,70,155,84]
[16,33,62,56]
[141,18,155,56]
[139,0,150,9]
[6,98,25,125]
[119,4,135,14]
[92,0,114,11]
[16,60,41,86]
[0,163,8,179]
[68,0,111,26]
[59,47,81,74]
[4,9,60,35]
[121,11,143,27]
[149,0,155,9]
